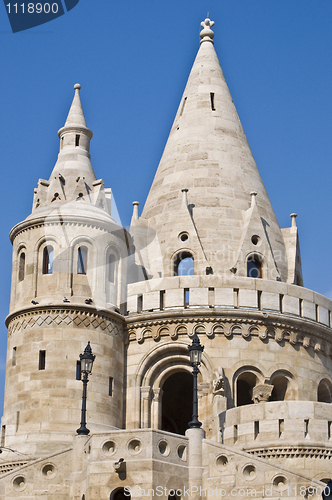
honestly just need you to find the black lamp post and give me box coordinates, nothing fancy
[77,341,95,436]
[188,334,204,428]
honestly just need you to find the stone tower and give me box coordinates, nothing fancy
[0,17,331,500]
[2,85,128,456]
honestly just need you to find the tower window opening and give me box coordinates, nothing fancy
[184,288,190,308]
[236,372,256,407]
[270,376,289,401]
[247,254,262,278]
[77,246,88,275]
[1,425,5,447]
[75,134,80,147]
[210,92,215,111]
[160,290,165,310]
[317,379,332,403]
[42,245,54,274]
[109,377,113,396]
[137,294,143,313]
[108,254,116,283]
[179,96,187,116]
[257,290,262,310]
[76,360,81,380]
[39,350,46,370]
[18,252,25,282]
[208,287,215,308]
[299,298,303,317]
[279,419,284,437]
[304,418,309,438]
[279,294,284,313]
[233,425,238,443]
[254,420,259,439]
[12,347,17,367]
[174,251,194,276]
[315,304,319,322]
[328,421,331,440]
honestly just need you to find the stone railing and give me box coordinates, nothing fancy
[127,276,332,328]
[222,401,332,451]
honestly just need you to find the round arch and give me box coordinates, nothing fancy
[134,341,214,430]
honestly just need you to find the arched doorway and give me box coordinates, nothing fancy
[162,371,192,435]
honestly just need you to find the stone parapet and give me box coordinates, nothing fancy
[127,276,332,328]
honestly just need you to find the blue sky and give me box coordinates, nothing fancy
[0,1,331,415]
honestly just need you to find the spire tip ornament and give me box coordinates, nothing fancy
[200,18,215,44]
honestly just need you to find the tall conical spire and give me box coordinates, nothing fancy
[29,85,112,220]
[136,18,289,281]
[64,83,87,128]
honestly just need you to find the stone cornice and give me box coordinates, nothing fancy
[6,305,125,339]
[10,215,129,244]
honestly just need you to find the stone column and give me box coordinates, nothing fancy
[140,386,151,428]
[151,388,163,429]
[185,427,205,500]
[212,394,227,442]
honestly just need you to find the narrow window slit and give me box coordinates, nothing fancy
[75,134,80,147]
[304,418,309,438]
[279,419,284,437]
[12,347,16,367]
[257,291,262,310]
[279,294,284,313]
[299,298,303,317]
[254,420,259,439]
[208,287,215,308]
[328,421,331,440]
[39,350,46,370]
[160,290,165,310]
[184,288,189,308]
[210,92,215,111]
[137,294,143,313]
[76,360,81,380]
[109,377,113,396]
[233,424,238,443]
[179,97,187,116]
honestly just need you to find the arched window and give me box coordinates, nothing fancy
[108,254,116,283]
[77,246,88,275]
[236,372,257,406]
[270,376,289,401]
[42,245,54,274]
[247,254,262,278]
[18,252,25,281]
[174,251,194,276]
[318,379,332,403]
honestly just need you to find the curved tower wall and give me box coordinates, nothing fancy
[2,85,129,455]
[125,19,332,483]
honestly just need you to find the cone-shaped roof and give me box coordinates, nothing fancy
[139,19,288,281]
[27,85,113,223]
[64,83,88,128]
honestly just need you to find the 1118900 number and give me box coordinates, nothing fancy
[6,3,59,14]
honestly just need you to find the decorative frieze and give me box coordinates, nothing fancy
[126,312,332,357]
[248,446,332,460]
[7,308,123,338]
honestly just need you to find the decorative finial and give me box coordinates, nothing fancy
[290,213,297,228]
[200,18,215,44]
[250,191,257,207]
[74,83,81,91]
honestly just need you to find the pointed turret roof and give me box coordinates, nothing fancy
[136,18,288,281]
[27,85,114,224]
[64,83,87,128]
